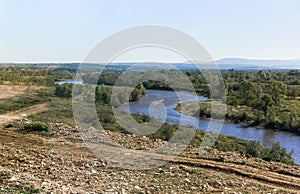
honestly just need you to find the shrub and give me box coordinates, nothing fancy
[5,123,14,128]
[23,123,50,132]
[198,108,211,118]
[55,83,73,98]
[264,142,294,165]
[246,140,261,157]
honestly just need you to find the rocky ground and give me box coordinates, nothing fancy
[0,120,300,193]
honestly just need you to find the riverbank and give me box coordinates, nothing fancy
[124,90,300,165]
[176,99,300,135]
[176,100,258,127]
[1,120,300,193]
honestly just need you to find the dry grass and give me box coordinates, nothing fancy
[0,103,47,125]
[0,85,43,99]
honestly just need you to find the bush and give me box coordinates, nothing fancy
[246,141,261,157]
[263,142,294,165]
[198,108,211,118]
[5,123,14,128]
[245,141,294,165]
[23,123,50,132]
[55,83,73,98]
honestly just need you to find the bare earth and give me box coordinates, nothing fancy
[0,97,299,193]
[0,103,47,125]
[0,119,299,193]
[0,85,42,99]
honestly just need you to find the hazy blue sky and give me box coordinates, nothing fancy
[0,0,300,62]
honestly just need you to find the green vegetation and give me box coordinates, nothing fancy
[95,83,146,105]
[23,123,50,132]
[31,89,294,164]
[0,67,75,86]
[55,83,146,105]
[5,123,14,128]
[0,67,296,165]
[29,98,75,126]
[182,70,300,133]
[214,137,293,165]
[0,88,53,114]
[83,69,194,91]
[55,83,73,98]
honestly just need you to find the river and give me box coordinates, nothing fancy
[56,80,300,165]
[125,90,300,165]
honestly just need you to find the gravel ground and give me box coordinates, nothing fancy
[0,120,299,193]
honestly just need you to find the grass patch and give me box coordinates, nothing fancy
[0,87,53,114]
[29,97,75,126]
[22,123,50,132]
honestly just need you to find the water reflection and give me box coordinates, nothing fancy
[126,90,300,165]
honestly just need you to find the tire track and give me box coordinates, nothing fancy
[169,156,300,193]
[0,103,47,125]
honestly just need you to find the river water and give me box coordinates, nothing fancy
[126,90,300,165]
[56,80,300,164]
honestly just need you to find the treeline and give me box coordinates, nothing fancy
[221,69,300,85]
[225,80,299,132]
[228,80,287,118]
[81,69,300,133]
[83,69,300,98]
[185,70,300,133]
[55,83,146,106]
[82,70,196,92]
[0,67,75,86]
[186,70,300,97]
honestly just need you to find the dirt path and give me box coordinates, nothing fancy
[0,103,47,125]
[1,122,299,193]
[0,85,43,99]
[79,139,300,193]
[171,156,300,192]
[0,102,299,193]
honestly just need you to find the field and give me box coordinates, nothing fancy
[0,85,42,99]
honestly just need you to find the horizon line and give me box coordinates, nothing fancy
[1,57,300,64]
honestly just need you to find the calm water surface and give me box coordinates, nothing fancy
[57,79,300,165]
[126,90,300,165]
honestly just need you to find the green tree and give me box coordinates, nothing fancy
[287,86,298,99]
[240,80,256,106]
[55,83,72,98]
[95,84,111,105]
[265,80,287,105]
[259,94,274,121]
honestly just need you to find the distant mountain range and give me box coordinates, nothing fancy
[1,58,299,70]
[185,58,300,70]
[214,58,300,68]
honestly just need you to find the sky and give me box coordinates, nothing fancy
[0,0,300,63]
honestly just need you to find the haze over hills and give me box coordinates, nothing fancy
[0,58,299,70]
[185,58,300,69]
[214,58,300,68]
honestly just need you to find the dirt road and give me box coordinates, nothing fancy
[0,120,299,193]
[0,103,47,125]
